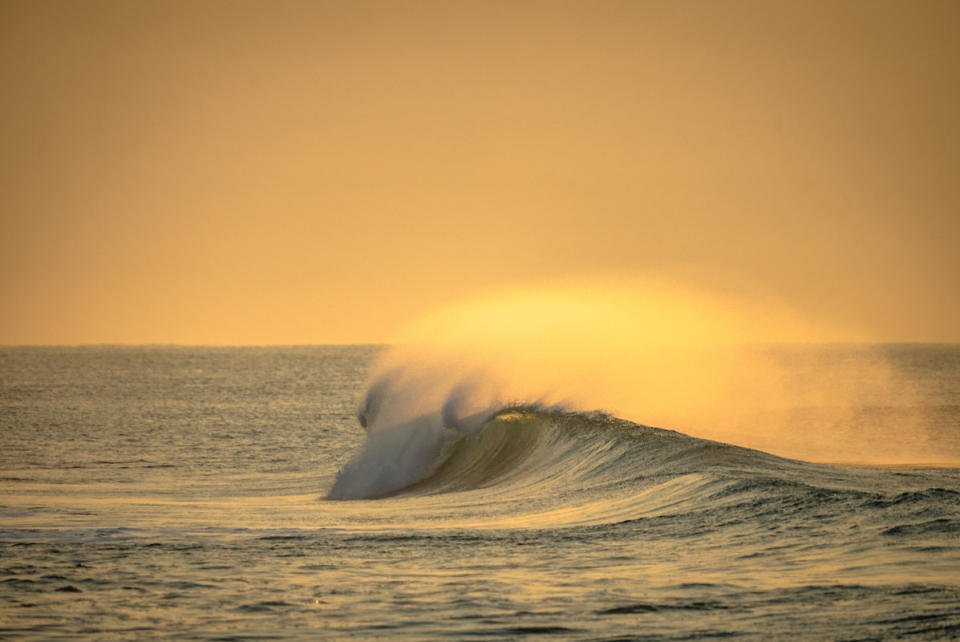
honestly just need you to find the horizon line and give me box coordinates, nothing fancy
[1,341,958,349]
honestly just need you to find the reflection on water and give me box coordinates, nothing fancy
[1,345,959,638]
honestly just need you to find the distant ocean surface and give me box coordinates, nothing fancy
[2,345,959,640]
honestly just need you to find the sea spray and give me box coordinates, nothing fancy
[331,279,950,495]
[331,370,514,499]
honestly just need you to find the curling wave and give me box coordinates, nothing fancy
[326,396,792,502]
[326,363,960,543]
[327,352,807,502]
[326,337,960,521]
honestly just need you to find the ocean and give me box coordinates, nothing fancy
[1,344,959,640]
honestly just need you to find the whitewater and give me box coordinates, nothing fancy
[2,344,959,639]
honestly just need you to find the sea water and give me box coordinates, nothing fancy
[1,345,959,639]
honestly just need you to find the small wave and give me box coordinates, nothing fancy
[881,518,960,537]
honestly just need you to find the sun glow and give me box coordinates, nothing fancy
[373,278,942,464]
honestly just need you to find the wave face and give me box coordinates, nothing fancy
[329,332,960,504]
[329,359,690,501]
[328,384,801,505]
[327,352,960,546]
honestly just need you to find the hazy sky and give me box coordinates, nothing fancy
[2,0,958,344]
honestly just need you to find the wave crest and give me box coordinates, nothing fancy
[327,355,781,501]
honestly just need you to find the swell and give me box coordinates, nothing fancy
[331,346,880,502]
[326,405,795,501]
[396,408,634,497]
[327,402,960,536]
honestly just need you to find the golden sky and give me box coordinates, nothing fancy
[2,0,958,344]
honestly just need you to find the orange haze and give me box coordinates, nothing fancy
[1,0,958,345]
[376,279,948,463]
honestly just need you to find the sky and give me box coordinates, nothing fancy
[1,0,958,345]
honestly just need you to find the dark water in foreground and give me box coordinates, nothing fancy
[1,345,959,640]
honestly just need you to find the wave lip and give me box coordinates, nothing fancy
[327,360,769,501]
[326,390,960,538]
[327,360,755,501]
[326,410,455,500]
[327,356,960,506]
[326,397,729,502]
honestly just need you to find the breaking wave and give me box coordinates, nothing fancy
[326,283,959,504]
[326,374,791,502]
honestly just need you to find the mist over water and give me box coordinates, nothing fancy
[356,280,955,467]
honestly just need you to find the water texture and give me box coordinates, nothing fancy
[1,345,959,639]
